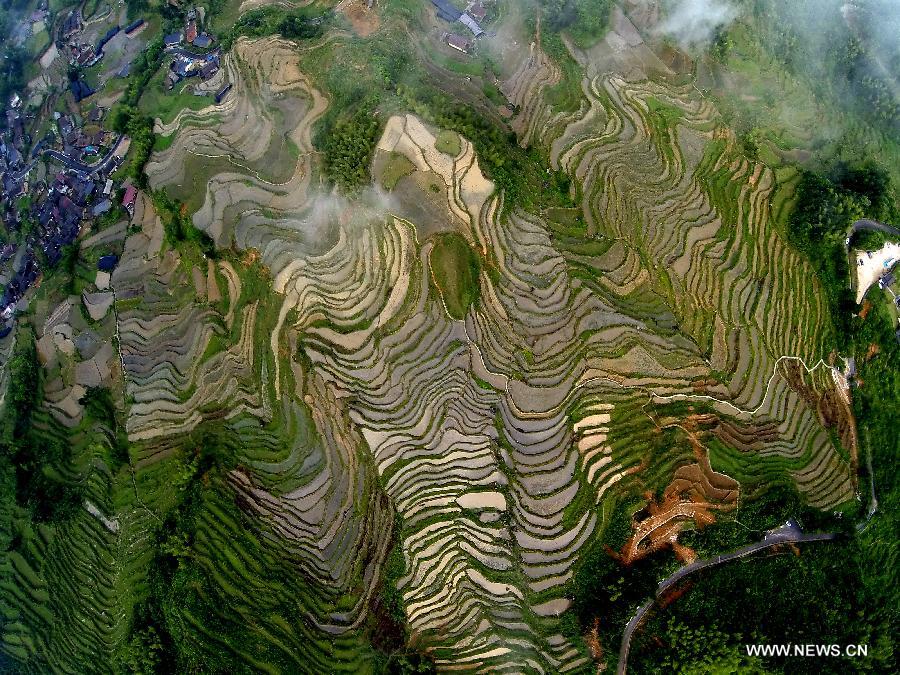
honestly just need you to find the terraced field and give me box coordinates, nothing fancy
[137,17,857,664]
[0,8,863,672]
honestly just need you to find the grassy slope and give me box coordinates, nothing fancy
[429,232,482,320]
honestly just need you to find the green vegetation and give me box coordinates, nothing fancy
[539,29,585,113]
[429,233,482,320]
[434,130,461,156]
[569,500,678,660]
[850,229,896,250]
[109,104,156,187]
[126,36,166,108]
[0,328,83,523]
[395,82,574,210]
[539,0,613,49]
[630,537,892,673]
[154,191,217,257]
[379,151,416,190]
[786,161,897,349]
[322,102,381,192]
[0,13,27,106]
[80,387,130,468]
[221,4,331,49]
[137,65,209,126]
[3,0,898,671]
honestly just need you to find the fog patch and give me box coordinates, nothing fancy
[292,186,400,250]
[653,0,738,50]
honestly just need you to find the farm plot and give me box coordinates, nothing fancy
[1,17,864,671]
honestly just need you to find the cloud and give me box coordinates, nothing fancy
[653,0,739,49]
[294,185,399,249]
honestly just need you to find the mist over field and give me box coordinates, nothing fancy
[653,0,738,49]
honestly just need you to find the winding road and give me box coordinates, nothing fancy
[847,218,900,246]
[616,522,837,675]
[42,133,124,175]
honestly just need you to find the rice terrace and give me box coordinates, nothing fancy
[0,0,897,673]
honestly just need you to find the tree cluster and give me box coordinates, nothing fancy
[538,0,612,48]
[322,102,381,193]
[0,328,83,523]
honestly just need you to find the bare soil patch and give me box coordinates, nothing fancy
[337,0,380,37]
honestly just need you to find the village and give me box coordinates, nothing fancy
[0,1,230,336]
[432,0,491,54]
[0,0,499,338]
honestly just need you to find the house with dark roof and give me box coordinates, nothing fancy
[75,45,96,67]
[164,32,182,47]
[215,83,232,104]
[92,199,112,216]
[97,25,120,52]
[172,56,199,78]
[61,11,81,38]
[98,255,118,272]
[200,60,219,79]
[469,1,486,21]
[431,0,462,22]
[73,176,96,204]
[446,33,471,53]
[125,18,146,36]
[69,76,94,102]
[193,33,213,48]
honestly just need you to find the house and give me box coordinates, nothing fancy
[431,0,462,22]
[446,33,471,53]
[215,83,232,104]
[103,178,113,195]
[96,25,120,52]
[172,56,199,78]
[469,2,486,21]
[459,13,484,37]
[92,199,111,216]
[73,176,96,203]
[61,11,81,39]
[122,184,137,214]
[88,107,105,123]
[164,32,182,47]
[186,20,198,43]
[75,45,96,67]
[97,255,118,272]
[69,76,93,102]
[193,33,213,48]
[199,60,218,79]
[124,19,146,36]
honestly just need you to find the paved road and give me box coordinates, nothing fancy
[846,218,900,249]
[616,523,837,675]
[42,134,124,175]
